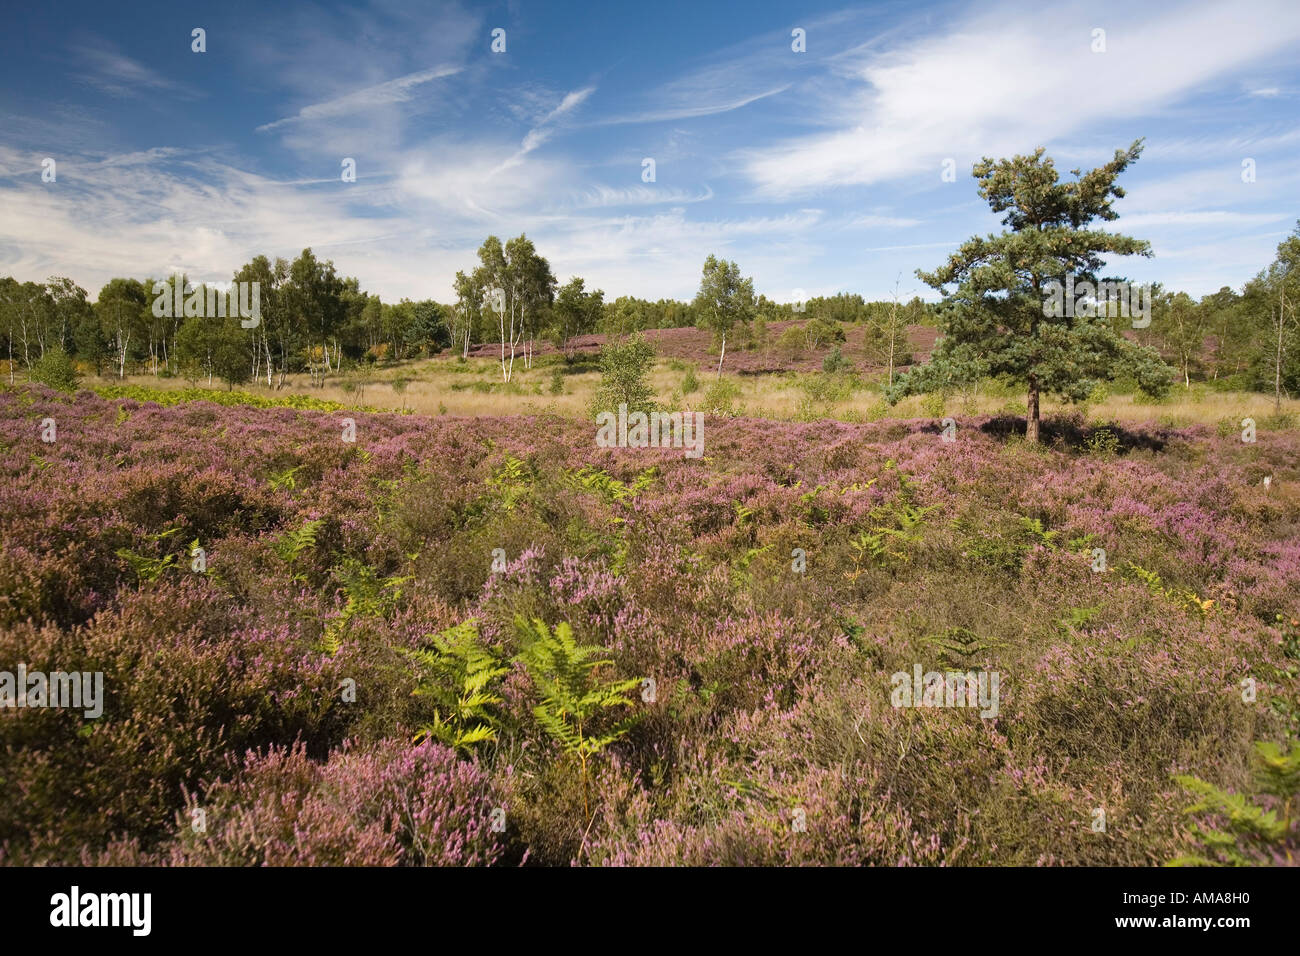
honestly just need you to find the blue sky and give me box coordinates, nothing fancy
[1,0,1298,304]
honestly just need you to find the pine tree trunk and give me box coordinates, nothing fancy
[1026,375,1041,444]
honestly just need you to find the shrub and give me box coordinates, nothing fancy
[800,372,855,404]
[30,347,80,393]
[776,325,805,358]
[803,317,845,350]
[700,378,743,415]
[1084,423,1120,456]
[823,345,850,373]
[167,739,508,866]
[920,391,946,418]
[590,333,656,416]
[517,618,641,821]
[4,386,1298,867]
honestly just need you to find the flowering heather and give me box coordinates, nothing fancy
[1,385,1297,865]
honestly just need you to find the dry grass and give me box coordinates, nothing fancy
[104,356,1300,428]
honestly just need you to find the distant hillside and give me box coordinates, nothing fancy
[464,319,939,375]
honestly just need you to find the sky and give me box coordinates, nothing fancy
[1,0,1298,305]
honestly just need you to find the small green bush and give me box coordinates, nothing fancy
[776,326,805,358]
[30,347,80,393]
[1261,411,1297,431]
[799,372,854,404]
[590,333,657,416]
[700,379,743,416]
[822,346,850,373]
[1085,423,1120,456]
[920,391,946,418]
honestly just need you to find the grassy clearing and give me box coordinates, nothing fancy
[98,354,1300,430]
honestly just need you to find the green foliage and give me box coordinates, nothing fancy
[569,465,656,502]
[681,365,700,394]
[268,464,304,492]
[550,276,604,353]
[1084,423,1120,456]
[30,347,80,393]
[890,141,1175,441]
[955,514,1061,576]
[485,455,535,512]
[115,527,183,583]
[1060,605,1101,632]
[271,518,323,585]
[402,620,508,753]
[272,518,322,566]
[923,626,997,670]
[91,384,404,414]
[799,372,855,404]
[847,499,937,576]
[1018,516,1060,548]
[321,557,412,655]
[802,317,845,350]
[590,332,656,417]
[517,617,641,820]
[1168,740,1300,866]
[776,324,806,358]
[700,378,742,416]
[1120,561,1214,618]
[176,313,252,390]
[694,255,756,377]
[822,345,850,373]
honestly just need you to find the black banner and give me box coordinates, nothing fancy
[0,865,1279,943]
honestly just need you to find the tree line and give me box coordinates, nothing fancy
[1,206,1295,403]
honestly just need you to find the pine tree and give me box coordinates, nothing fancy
[889,141,1171,442]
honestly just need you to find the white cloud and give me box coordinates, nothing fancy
[738,0,1300,198]
[601,85,791,125]
[256,66,462,131]
[564,184,715,209]
[72,46,199,99]
[493,86,596,174]
[848,214,923,229]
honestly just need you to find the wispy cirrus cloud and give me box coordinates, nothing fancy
[2,0,1298,304]
[599,84,791,126]
[487,86,598,177]
[564,184,715,209]
[257,65,463,131]
[72,45,201,100]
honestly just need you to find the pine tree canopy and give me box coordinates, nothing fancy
[888,139,1173,441]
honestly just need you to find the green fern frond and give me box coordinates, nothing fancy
[402,619,505,754]
[273,518,323,564]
